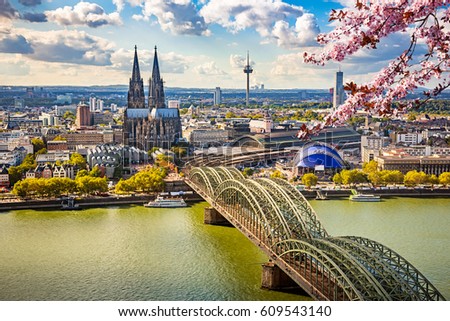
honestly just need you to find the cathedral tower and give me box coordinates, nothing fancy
[148,46,166,109]
[127,45,145,109]
[124,45,181,151]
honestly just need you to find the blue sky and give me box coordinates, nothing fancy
[0,0,404,89]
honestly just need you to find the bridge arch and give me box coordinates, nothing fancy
[185,166,445,301]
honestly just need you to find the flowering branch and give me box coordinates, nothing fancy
[299,0,450,138]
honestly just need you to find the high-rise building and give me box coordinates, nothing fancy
[213,87,222,105]
[243,51,253,106]
[333,70,345,110]
[96,99,104,112]
[124,46,181,150]
[76,102,91,128]
[89,97,96,112]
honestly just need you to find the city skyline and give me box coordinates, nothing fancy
[0,1,423,89]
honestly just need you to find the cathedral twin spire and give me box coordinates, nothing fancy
[127,45,165,110]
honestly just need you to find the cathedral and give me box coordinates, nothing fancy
[123,46,182,150]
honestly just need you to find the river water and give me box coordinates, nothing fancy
[0,198,448,300]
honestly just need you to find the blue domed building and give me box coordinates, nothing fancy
[293,142,345,175]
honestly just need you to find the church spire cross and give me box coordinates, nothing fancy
[127,45,145,109]
[131,45,141,82]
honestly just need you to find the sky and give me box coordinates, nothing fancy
[0,0,410,89]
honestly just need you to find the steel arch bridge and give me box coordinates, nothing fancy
[185,166,445,301]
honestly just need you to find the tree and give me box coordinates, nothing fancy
[63,111,75,120]
[362,160,378,174]
[332,172,343,185]
[301,173,318,189]
[8,166,23,186]
[31,138,45,154]
[404,170,428,187]
[89,166,102,177]
[115,178,134,194]
[53,135,67,141]
[428,174,439,186]
[75,169,89,179]
[300,1,450,137]
[170,146,187,158]
[12,179,30,198]
[406,112,418,122]
[36,148,47,155]
[69,152,87,170]
[381,170,404,185]
[340,169,367,186]
[270,170,286,180]
[439,172,450,186]
[242,167,254,178]
[114,167,166,194]
[21,154,36,171]
[225,111,236,119]
[155,154,173,168]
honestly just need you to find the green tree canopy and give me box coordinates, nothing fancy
[270,170,286,180]
[404,170,428,187]
[69,152,87,170]
[53,135,67,141]
[340,169,367,186]
[31,138,45,154]
[439,172,450,186]
[332,172,343,185]
[242,167,254,178]
[301,173,318,189]
[225,111,236,119]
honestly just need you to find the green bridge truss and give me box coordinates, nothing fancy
[186,166,445,301]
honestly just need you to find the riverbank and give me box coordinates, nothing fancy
[300,187,450,199]
[0,194,204,212]
[1,188,449,211]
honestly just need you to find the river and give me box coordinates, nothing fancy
[0,197,448,300]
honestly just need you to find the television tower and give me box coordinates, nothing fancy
[243,51,253,106]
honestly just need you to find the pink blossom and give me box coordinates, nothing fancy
[301,0,450,136]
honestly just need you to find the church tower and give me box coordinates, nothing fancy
[127,45,145,109]
[148,46,166,109]
[124,45,181,151]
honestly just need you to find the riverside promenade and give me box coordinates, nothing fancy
[1,180,449,212]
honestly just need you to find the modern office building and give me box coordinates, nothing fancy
[333,70,345,110]
[213,87,222,106]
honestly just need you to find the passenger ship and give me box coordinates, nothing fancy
[349,190,381,202]
[144,195,187,208]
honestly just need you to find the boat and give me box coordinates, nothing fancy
[61,196,80,210]
[144,195,187,208]
[349,189,381,202]
[315,190,329,200]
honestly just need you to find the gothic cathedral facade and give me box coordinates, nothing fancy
[123,46,182,150]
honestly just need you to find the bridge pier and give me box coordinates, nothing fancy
[261,262,299,290]
[204,207,231,226]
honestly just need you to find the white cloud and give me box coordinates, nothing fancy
[16,28,116,66]
[139,0,210,36]
[132,14,149,21]
[160,51,191,74]
[230,54,254,69]
[112,0,125,12]
[194,61,226,75]
[272,13,320,48]
[0,55,31,77]
[45,2,122,28]
[200,0,319,48]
